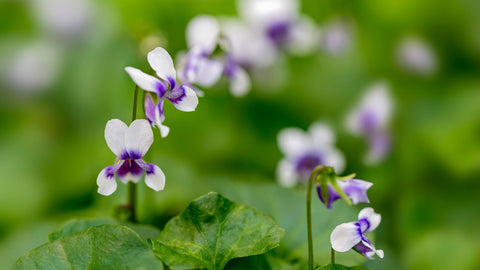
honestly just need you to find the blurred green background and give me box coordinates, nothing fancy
[1,0,480,269]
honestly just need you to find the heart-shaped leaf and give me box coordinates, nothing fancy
[13,224,163,270]
[48,217,160,242]
[150,192,285,270]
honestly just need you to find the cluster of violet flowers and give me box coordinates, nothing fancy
[94,0,390,266]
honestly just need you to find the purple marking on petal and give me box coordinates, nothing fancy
[144,94,156,125]
[116,159,144,178]
[223,54,238,78]
[165,85,186,104]
[353,241,375,259]
[156,80,167,97]
[316,183,341,209]
[167,77,176,90]
[358,218,370,233]
[294,152,323,180]
[104,165,119,178]
[359,110,379,135]
[340,179,372,205]
[368,132,391,160]
[266,21,291,47]
[119,150,143,160]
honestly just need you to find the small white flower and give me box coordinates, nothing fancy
[125,47,199,137]
[396,36,437,75]
[346,82,393,165]
[276,122,345,187]
[331,207,384,259]
[97,119,165,196]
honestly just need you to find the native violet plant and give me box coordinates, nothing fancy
[13,0,387,269]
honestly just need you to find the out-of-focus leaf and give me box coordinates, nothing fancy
[48,217,160,242]
[150,192,285,270]
[12,224,163,270]
[225,253,300,270]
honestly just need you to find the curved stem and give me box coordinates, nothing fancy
[127,85,139,223]
[307,165,326,270]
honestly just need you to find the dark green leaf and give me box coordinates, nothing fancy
[13,224,163,270]
[151,192,285,270]
[316,263,370,270]
[48,217,160,242]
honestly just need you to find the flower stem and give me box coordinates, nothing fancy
[127,85,139,223]
[331,248,335,264]
[307,165,326,270]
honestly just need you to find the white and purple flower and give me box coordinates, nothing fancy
[276,122,345,187]
[125,47,199,138]
[177,15,224,97]
[97,119,165,196]
[346,82,393,165]
[238,0,318,55]
[317,177,372,209]
[331,207,384,259]
[395,36,437,76]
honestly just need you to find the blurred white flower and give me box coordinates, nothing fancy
[5,41,62,93]
[237,0,319,55]
[321,19,353,55]
[276,122,345,187]
[346,82,393,165]
[396,36,437,75]
[31,0,92,38]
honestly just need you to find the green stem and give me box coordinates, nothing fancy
[307,165,326,270]
[127,85,139,223]
[331,248,335,264]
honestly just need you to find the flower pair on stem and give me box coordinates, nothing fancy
[306,165,383,270]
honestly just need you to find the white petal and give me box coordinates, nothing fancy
[330,222,362,252]
[323,149,346,174]
[276,159,297,187]
[277,127,311,157]
[124,67,164,94]
[221,19,277,68]
[147,47,176,82]
[186,15,219,54]
[193,57,223,87]
[229,67,251,97]
[97,167,118,196]
[144,164,166,191]
[124,119,153,158]
[287,16,319,55]
[309,122,335,147]
[358,207,381,233]
[238,0,298,27]
[166,85,199,112]
[104,119,128,157]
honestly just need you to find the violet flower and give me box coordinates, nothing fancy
[125,47,199,138]
[316,177,372,209]
[396,36,437,76]
[346,82,393,165]
[276,122,345,187]
[177,15,224,97]
[331,207,384,259]
[97,119,165,196]
[238,0,318,55]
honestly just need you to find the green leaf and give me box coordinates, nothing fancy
[225,253,300,270]
[13,224,163,270]
[150,192,285,270]
[48,217,160,242]
[316,264,370,270]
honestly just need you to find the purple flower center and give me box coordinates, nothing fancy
[116,159,144,178]
[266,21,291,46]
[359,110,379,134]
[223,55,238,78]
[295,153,323,179]
[120,150,143,160]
